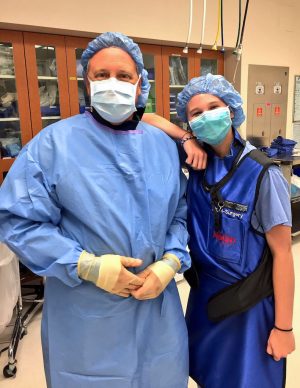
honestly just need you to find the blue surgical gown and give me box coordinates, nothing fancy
[0,112,190,388]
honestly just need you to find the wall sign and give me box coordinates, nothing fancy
[293,76,300,122]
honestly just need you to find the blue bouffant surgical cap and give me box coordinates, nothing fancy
[81,32,150,107]
[176,73,245,127]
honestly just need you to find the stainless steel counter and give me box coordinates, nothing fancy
[271,154,300,186]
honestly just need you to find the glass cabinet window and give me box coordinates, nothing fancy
[143,53,156,113]
[0,42,22,159]
[201,59,218,76]
[35,45,61,128]
[169,55,188,128]
[169,56,187,85]
[75,48,90,113]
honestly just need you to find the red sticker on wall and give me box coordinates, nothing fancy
[256,107,263,117]
[274,106,281,116]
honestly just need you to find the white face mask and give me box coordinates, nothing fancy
[89,76,140,124]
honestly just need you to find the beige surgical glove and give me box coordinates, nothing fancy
[78,251,144,297]
[131,253,181,300]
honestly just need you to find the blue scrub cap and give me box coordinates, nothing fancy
[81,32,150,107]
[176,73,245,127]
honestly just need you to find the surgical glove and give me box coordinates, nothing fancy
[131,253,181,300]
[78,251,144,297]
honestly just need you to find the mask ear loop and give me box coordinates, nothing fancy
[133,74,142,110]
[134,74,142,89]
[227,106,234,120]
[189,111,205,126]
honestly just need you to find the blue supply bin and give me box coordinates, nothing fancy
[40,106,60,116]
[270,136,297,155]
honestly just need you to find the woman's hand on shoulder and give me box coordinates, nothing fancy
[183,136,207,170]
[142,113,207,170]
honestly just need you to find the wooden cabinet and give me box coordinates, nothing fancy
[0,30,224,182]
[65,36,90,116]
[139,44,164,116]
[162,47,224,128]
[24,33,70,137]
[0,30,32,184]
[194,49,224,77]
[162,47,195,128]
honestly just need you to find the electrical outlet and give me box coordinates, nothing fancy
[274,83,282,94]
[255,84,265,95]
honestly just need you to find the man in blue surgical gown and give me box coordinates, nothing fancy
[0,32,190,388]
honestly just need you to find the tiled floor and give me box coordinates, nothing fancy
[0,237,299,388]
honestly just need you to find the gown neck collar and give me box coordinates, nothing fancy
[90,107,145,131]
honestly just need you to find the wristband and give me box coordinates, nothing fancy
[274,325,293,332]
[181,131,190,140]
[180,135,197,146]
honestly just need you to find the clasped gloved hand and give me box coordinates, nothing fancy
[78,251,144,297]
[131,253,181,300]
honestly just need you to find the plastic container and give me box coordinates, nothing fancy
[147,68,155,80]
[6,143,21,157]
[79,105,86,114]
[293,167,300,177]
[0,244,20,335]
[145,98,154,113]
[40,106,60,116]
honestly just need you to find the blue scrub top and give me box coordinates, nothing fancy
[240,141,292,233]
[185,137,292,234]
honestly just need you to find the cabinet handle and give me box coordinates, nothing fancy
[279,129,282,134]
[262,130,264,136]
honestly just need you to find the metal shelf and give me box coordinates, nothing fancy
[170,84,185,88]
[0,75,15,79]
[170,111,177,115]
[0,118,20,121]
[41,116,61,120]
[38,76,58,80]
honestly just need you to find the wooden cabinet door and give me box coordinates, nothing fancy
[65,36,90,116]
[0,30,31,184]
[162,46,195,127]
[24,32,70,137]
[139,44,163,116]
[194,49,224,76]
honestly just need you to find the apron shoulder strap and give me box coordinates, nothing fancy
[207,245,273,322]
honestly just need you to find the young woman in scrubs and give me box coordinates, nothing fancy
[143,73,295,388]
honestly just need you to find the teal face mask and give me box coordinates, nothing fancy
[189,106,232,146]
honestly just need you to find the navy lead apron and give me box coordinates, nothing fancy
[186,133,286,388]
